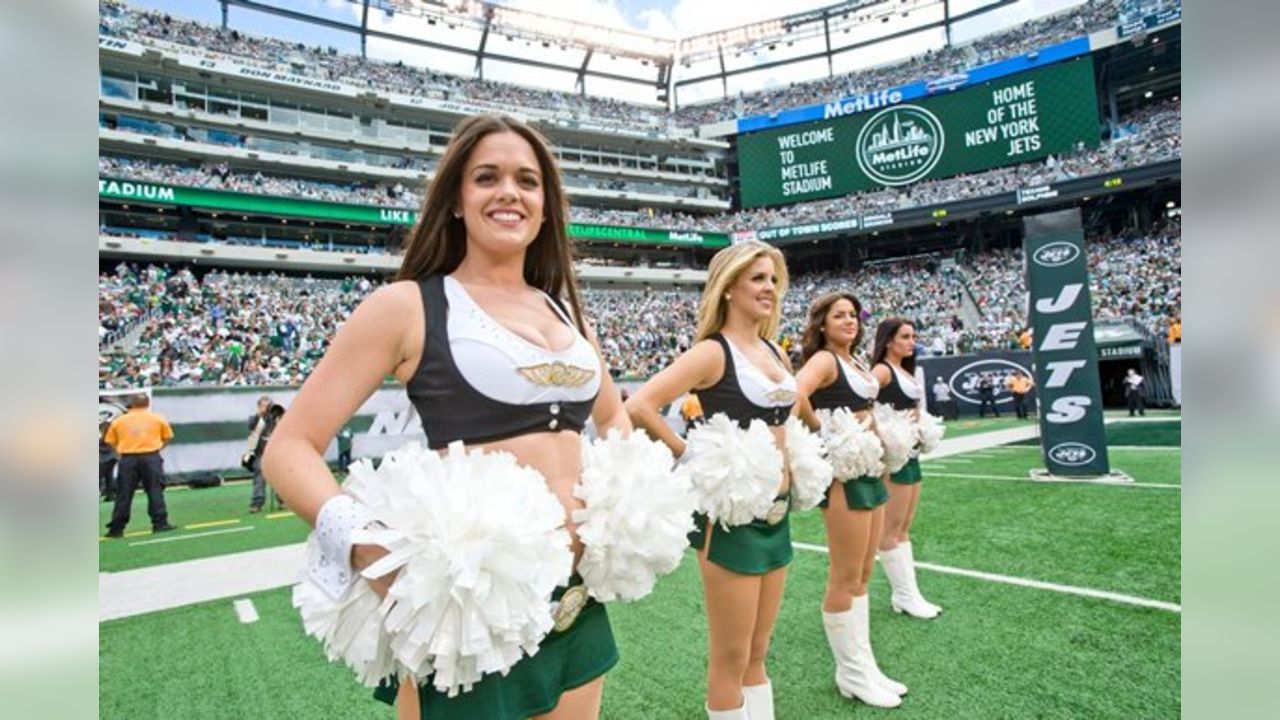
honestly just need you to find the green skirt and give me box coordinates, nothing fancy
[890,457,923,485]
[819,475,889,510]
[374,588,618,718]
[688,499,793,575]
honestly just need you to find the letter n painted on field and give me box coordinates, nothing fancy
[1023,209,1110,475]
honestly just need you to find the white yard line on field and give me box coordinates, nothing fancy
[128,526,253,546]
[791,542,1181,613]
[928,471,1179,489]
[232,598,260,624]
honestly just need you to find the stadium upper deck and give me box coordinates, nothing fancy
[98,0,1179,275]
[99,0,1167,133]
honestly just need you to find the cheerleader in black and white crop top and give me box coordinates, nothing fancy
[794,293,907,708]
[625,241,795,720]
[262,114,632,720]
[869,317,943,621]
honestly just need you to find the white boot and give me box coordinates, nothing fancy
[901,541,942,614]
[852,595,908,696]
[705,702,748,719]
[879,545,938,619]
[823,608,903,708]
[743,680,774,720]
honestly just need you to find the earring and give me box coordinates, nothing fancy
[724,293,731,300]
[452,211,462,219]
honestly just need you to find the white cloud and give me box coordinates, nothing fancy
[496,0,838,39]
[497,0,636,33]
[664,0,835,37]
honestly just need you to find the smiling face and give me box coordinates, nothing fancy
[823,297,860,351]
[457,130,545,257]
[728,255,780,326]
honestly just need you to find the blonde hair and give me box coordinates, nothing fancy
[695,241,789,342]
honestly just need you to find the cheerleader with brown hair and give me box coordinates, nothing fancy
[794,293,905,708]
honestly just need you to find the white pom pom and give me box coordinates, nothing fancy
[817,408,885,481]
[915,411,946,454]
[293,536,400,687]
[341,442,573,697]
[873,404,916,474]
[783,417,833,512]
[684,414,784,527]
[572,430,696,603]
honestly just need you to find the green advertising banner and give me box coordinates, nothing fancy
[737,58,1098,208]
[1023,209,1110,476]
[99,178,730,247]
[566,223,729,247]
[99,177,408,226]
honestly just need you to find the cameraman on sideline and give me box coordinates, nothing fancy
[244,395,277,513]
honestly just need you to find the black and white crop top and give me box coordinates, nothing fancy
[809,350,878,413]
[877,362,921,412]
[406,274,601,449]
[698,333,797,427]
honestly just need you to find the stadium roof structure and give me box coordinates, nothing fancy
[221,0,677,101]
[205,0,1029,107]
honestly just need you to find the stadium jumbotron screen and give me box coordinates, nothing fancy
[736,58,1099,208]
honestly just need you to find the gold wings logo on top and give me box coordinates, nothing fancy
[518,361,597,388]
[766,388,797,404]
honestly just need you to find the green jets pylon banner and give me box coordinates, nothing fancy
[1023,209,1110,475]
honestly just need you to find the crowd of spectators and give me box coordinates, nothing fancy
[672,1,1120,125]
[959,219,1182,349]
[98,153,717,219]
[99,223,1180,387]
[779,260,969,359]
[99,264,372,388]
[100,0,1128,132]
[99,155,426,208]
[99,0,670,132]
[100,98,1180,238]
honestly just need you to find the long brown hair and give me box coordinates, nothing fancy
[801,291,864,363]
[395,114,585,334]
[694,241,788,342]
[871,317,916,374]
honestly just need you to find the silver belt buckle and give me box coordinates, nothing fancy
[765,498,788,526]
[551,585,589,632]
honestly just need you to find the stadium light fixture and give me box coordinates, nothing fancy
[1144,90,1154,98]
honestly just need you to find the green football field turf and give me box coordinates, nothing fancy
[101,421,1180,718]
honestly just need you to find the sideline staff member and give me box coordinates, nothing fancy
[1007,371,1034,419]
[104,393,177,538]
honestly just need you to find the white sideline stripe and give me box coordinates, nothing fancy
[929,471,1179,489]
[233,598,259,624]
[921,424,1040,460]
[100,543,305,622]
[128,526,254,546]
[790,542,1180,613]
